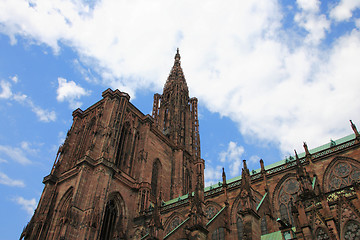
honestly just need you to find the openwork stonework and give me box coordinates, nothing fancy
[329,162,360,191]
[344,220,360,240]
[278,178,300,225]
[20,50,360,240]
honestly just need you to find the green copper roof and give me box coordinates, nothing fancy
[260,230,283,240]
[263,133,355,171]
[162,133,356,208]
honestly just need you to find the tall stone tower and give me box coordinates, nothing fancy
[152,48,203,197]
[20,50,203,240]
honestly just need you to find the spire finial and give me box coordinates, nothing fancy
[294,149,301,165]
[243,159,248,170]
[350,120,360,138]
[222,167,226,185]
[260,159,265,172]
[303,142,310,156]
[175,48,180,61]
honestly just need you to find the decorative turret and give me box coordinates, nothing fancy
[294,150,314,199]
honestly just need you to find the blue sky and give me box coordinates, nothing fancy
[1,0,360,238]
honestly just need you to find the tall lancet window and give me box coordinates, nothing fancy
[128,132,139,175]
[151,159,161,197]
[115,122,130,167]
[100,200,117,240]
[277,178,299,226]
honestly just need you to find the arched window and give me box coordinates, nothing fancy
[100,200,118,240]
[327,162,360,191]
[212,227,225,240]
[237,218,244,240]
[315,227,330,240]
[261,217,268,235]
[165,216,182,235]
[53,188,73,239]
[277,178,299,225]
[128,132,139,175]
[115,122,130,167]
[151,159,161,197]
[343,220,360,240]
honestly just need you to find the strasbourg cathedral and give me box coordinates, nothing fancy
[21,50,360,240]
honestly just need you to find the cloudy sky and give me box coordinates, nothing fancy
[1,0,360,238]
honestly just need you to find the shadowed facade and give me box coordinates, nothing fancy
[21,50,360,240]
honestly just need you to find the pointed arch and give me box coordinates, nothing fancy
[99,192,127,240]
[230,186,263,225]
[204,201,222,220]
[272,173,299,226]
[322,156,360,192]
[52,187,74,239]
[115,121,131,167]
[163,212,184,235]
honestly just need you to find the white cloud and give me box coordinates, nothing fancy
[249,155,260,164]
[0,80,13,99]
[13,92,57,122]
[294,0,330,45]
[0,172,25,187]
[13,196,37,215]
[10,75,18,83]
[204,164,223,187]
[0,78,56,122]
[0,144,32,165]
[219,141,245,177]
[0,0,360,163]
[21,141,39,155]
[330,0,360,22]
[30,103,57,122]
[56,77,90,109]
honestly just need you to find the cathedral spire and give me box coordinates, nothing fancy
[151,50,201,198]
[163,48,188,94]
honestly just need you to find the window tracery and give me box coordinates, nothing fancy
[100,200,118,240]
[115,122,131,167]
[205,205,217,220]
[277,178,299,225]
[315,227,330,240]
[328,162,360,191]
[344,220,360,240]
[165,216,182,234]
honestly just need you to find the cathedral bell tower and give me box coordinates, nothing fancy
[152,49,203,197]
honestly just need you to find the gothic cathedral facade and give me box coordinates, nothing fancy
[21,50,360,240]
